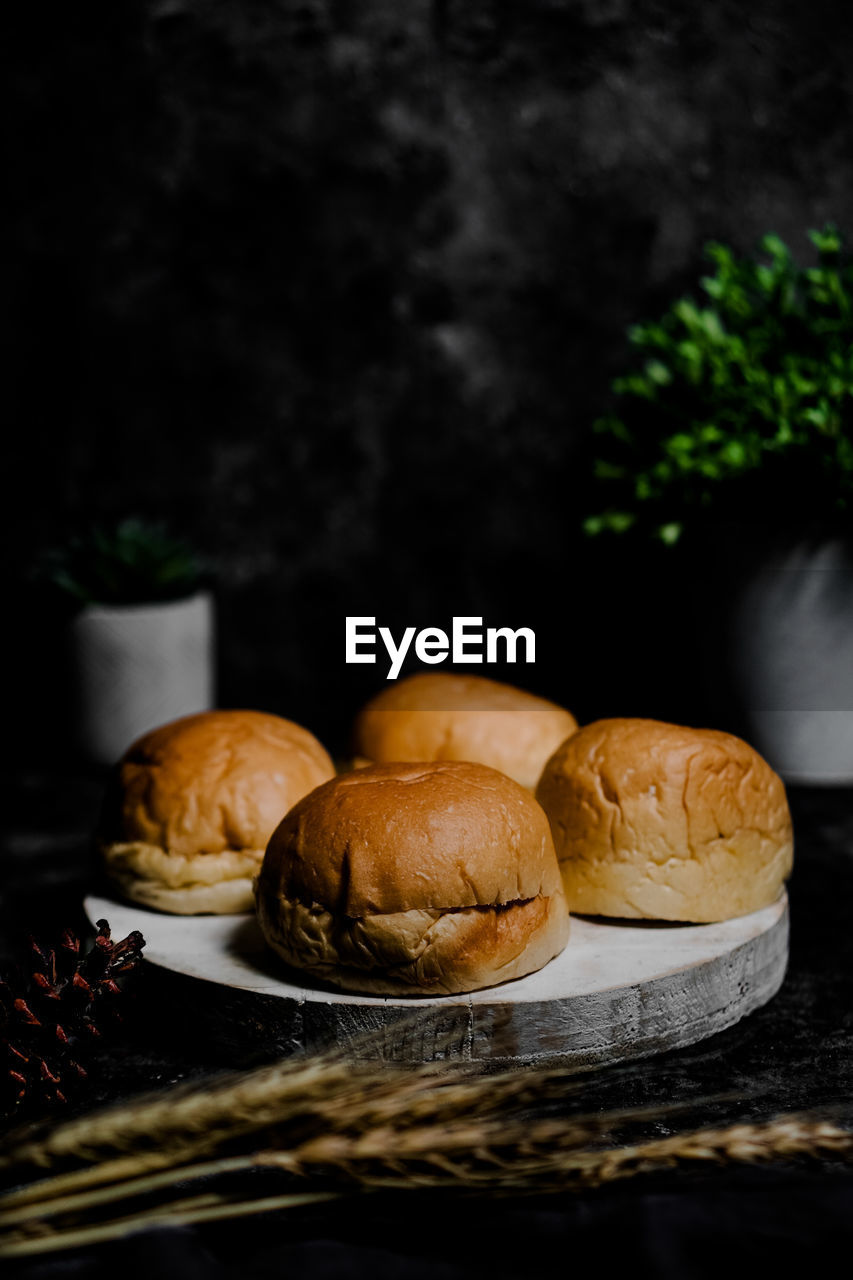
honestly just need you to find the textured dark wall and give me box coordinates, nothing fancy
[8,0,853,754]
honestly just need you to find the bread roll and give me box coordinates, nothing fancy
[535,718,793,922]
[352,673,577,790]
[256,760,570,995]
[99,710,335,914]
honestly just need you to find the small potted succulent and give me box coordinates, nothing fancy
[585,227,853,783]
[38,519,215,764]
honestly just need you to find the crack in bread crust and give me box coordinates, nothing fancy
[255,888,570,996]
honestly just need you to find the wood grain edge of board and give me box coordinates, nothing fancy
[136,898,788,1069]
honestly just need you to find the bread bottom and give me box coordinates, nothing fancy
[559,834,793,922]
[101,841,263,914]
[256,889,570,995]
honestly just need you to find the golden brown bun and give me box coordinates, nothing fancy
[352,673,578,790]
[256,761,570,995]
[535,718,793,922]
[99,710,335,915]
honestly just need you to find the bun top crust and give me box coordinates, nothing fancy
[101,710,335,855]
[535,718,793,919]
[260,760,562,917]
[537,718,790,843]
[352,673,578,790]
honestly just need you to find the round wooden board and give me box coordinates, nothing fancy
[85,892,789,1069]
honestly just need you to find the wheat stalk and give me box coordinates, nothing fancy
[338,1114,853,1190]
[2,1013,849,1259]
[0,1071,687,1213]
[0,1191,339,1257]
[0,1091,742,1230]
[1,1114,850,1258]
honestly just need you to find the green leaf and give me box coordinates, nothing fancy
[665,433,696,453]
[645,360,672,385]
[760,233,791,263]
[809,224,842,256]
[583,511,636,537]
[700,274,725,300]
[657,522,683,545]
[719,440,748,468]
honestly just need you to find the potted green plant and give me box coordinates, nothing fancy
[39,519,215,764]
[584,227,853,783]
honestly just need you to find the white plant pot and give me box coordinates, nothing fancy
[729,539,853,784]
[69,590,215,765]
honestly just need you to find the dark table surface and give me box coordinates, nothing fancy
[2,770,852,1278]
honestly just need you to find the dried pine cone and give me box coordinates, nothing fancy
[1,920,145,1117]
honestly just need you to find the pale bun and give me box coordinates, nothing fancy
[256,760,570,995]
[536,718,793,922]
[99,710,335,914]
[352,673,578,790]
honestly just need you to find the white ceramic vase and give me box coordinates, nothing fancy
[69,590,215,765]
[728,539,853,784]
